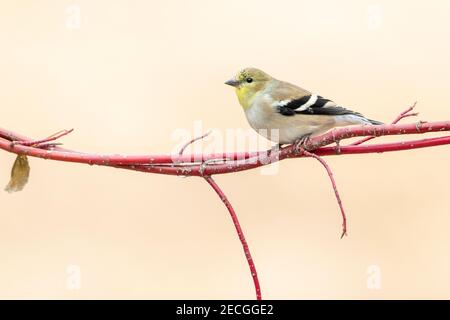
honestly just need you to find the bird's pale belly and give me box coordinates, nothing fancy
[245,107,334,144]
[253,124,323,144]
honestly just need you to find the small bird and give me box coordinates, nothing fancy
[225,68,382,145]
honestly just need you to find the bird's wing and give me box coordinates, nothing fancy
[270,83,362,117]
[276,94,364,117]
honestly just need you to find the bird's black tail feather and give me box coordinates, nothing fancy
[367,118,384,125]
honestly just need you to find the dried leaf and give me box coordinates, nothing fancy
[5,154,30,193]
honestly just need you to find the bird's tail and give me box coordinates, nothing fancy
[365,118,383,125]
[336,114,384,126]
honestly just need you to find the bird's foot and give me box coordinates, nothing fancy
[293,134,312,154]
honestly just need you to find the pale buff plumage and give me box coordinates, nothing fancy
[225,68,382,144]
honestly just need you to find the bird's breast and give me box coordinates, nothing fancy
[244,97,273,131]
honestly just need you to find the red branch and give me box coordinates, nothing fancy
[204,176,261,300]
[300,148,348,238]
[2,106,450,300]
[2,121,450,176]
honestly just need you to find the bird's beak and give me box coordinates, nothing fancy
[225,77,240,87]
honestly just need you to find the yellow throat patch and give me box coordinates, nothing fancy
[236,86,257,110]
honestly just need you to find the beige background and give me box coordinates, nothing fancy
[1,0,450,299]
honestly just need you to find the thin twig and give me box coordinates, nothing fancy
[350,102,418,146]
[204,175,262,300]
[391,102,418,124]
[179,130,212,155]
[10,129,74,147]
[299,148,347,238]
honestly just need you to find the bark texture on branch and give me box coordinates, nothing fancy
[1,121,450,176]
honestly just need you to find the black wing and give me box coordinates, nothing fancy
[277,95,363,117]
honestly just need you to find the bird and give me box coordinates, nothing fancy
[225,68,383,146]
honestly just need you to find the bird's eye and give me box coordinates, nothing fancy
[246,77,253,83]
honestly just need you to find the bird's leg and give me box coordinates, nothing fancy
[293,134,312,154]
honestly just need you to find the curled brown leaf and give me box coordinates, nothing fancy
[5,154,30,193]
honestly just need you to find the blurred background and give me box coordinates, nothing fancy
[1,0,450,299]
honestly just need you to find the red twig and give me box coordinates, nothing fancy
[10,129,74,147]
[299,148,347,238]
[204,175,261,300]
[178,130,212,156]
[350,102,417,146]
[179,130,261,299]
[391,102,418,124]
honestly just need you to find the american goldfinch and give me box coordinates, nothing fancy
[225,68,382,145]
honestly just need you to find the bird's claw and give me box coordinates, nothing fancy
[293,134,312,154]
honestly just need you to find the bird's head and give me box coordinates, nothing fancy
[225,68,273,110]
